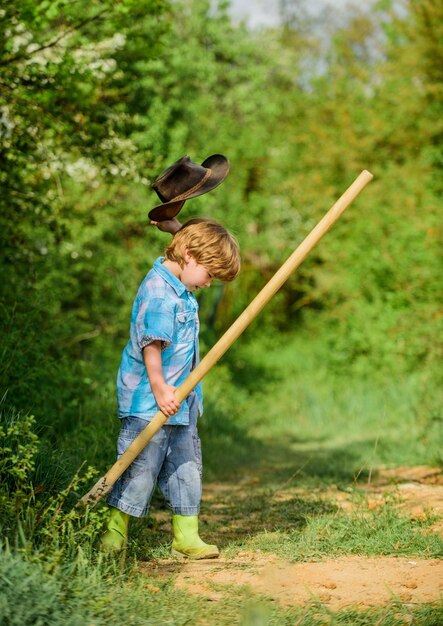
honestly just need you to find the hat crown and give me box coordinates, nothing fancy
[148,153,229,222]
[152,156,210,203]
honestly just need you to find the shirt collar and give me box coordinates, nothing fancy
[153,256,187,297]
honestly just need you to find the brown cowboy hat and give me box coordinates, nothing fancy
[148,154,230,221]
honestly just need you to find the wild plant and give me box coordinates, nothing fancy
[0,407,107,566]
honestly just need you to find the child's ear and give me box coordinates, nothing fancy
[184,248,194,264]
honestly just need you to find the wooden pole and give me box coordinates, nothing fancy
[79,170,373,507]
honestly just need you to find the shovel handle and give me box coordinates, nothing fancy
[79,170,373,507]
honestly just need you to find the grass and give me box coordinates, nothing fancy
[198,331,442,483]
[245,506,443,560]
[0,544,233,626]
[2,329,442,625]
[1,543,442,626]
[131,471,442,562]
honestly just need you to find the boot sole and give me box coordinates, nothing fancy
[171,548,219,560]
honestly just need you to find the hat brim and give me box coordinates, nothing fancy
[148,154,230,222]
[148,199,186,222]
[186,154,230,198]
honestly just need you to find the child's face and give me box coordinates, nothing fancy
[181,251,213,292]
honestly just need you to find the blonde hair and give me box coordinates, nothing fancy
[165,218,240,282]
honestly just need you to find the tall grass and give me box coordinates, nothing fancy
[196,329,442,483]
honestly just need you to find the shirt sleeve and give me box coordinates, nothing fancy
[135,296,175,351]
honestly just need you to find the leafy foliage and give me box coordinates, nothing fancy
[0,407,106,564]
[0,1,441,620]
[2,0,441,428]
[0,409,38,518]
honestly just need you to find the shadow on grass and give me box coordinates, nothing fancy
[130,407,386,559]
[199,400,373,486]
[132,488,338,559]
[226,358,279,394]
[202,493,337,549]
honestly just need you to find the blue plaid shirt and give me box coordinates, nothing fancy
[117,257,203,425]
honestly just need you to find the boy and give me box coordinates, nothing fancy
[101,218,240,558]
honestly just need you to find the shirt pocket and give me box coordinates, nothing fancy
[176,309,198,344]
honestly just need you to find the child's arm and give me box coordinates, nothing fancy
[143,341,181,416]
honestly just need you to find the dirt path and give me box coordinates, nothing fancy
[144,554,442,609]
[141,466,443,610]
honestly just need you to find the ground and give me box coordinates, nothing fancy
[147,554,441,609]
[140,466,443,613]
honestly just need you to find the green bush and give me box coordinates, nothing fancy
[0,407,106,563]
[0,409,39,522]
[0,548,71,626]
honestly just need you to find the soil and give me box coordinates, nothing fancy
[144,554,442,609]
[140,466,443,610]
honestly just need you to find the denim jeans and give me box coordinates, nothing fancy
[107,394,202,518]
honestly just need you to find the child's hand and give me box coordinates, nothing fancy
[150,218,182,235]
[153,383,181,416]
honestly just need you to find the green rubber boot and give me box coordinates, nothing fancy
[100,507,129,552]
[171,514,219,559]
